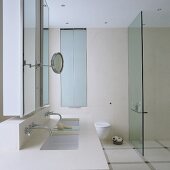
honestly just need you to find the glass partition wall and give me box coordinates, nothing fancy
[128,12,144,155]
[129,10,170,157]
[143,10,170,155]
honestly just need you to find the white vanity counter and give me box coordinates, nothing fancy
[0,113,109,170]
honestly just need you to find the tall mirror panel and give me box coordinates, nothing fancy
[23,0,36,115]
[41,0,49,106]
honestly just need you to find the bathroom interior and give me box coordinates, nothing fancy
[0,0,170,170]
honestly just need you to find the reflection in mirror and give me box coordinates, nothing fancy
[24,0,36,115]
[41,1,64,106]
[41,0,49,106]
[51,53,64,74]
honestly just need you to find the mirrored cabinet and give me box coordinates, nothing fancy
[41,0,49,107]
[3,0,45,117]
[23,0,37,115]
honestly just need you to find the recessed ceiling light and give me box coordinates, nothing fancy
[61,4,66,7]
[157,8,162,11]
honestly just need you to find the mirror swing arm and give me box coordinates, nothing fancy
[23,52,64,74]
[24,60,41,69]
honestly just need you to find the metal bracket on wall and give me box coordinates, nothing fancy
[24,60,41,69]
[131,108,148,114]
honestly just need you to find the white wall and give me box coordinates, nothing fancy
[49,28,129,140]
[144,28,170,140]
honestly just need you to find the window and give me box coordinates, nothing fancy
[60,29,87,107]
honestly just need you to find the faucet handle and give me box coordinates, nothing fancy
[31,122,39,127]
[45,111,53,117]
[25,122,36,136]
[25,127,32,136]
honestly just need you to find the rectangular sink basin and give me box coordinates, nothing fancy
[51,118,80,135]
[51,129,79,135]
[40,134,79,150]
[60,118,79,126]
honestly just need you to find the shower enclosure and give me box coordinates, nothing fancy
[129,10,170,156]
[128,11,144,155]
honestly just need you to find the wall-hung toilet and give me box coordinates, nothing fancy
[95,121,111,140]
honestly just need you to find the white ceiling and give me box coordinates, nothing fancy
[46,0,170,28]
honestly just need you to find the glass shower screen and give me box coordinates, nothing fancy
[128,12,144,155]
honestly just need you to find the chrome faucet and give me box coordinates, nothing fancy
[45,111,62,120]
[25,122,52,136]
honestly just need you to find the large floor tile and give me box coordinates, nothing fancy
[151,163,170,170]
[102,140,133,149]
[109,163,151,170]
[158,140,170,147]
[144,148,170,162]
[105,149,144,163]
[144,140,163,148]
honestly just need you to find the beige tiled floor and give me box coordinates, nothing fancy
[102,140,170,170]
[144,140,163,148]
[105,149,144,163]
[151,163,170,170]
[158,140,170,147]
[144,148,170,162]
[109,163,151,170]
[101,140,133,149]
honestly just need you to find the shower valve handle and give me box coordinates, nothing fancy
[131,108,148,114]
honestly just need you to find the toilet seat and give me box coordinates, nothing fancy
[95,121,111,128]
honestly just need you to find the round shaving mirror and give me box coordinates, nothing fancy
[51,53,64,74]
